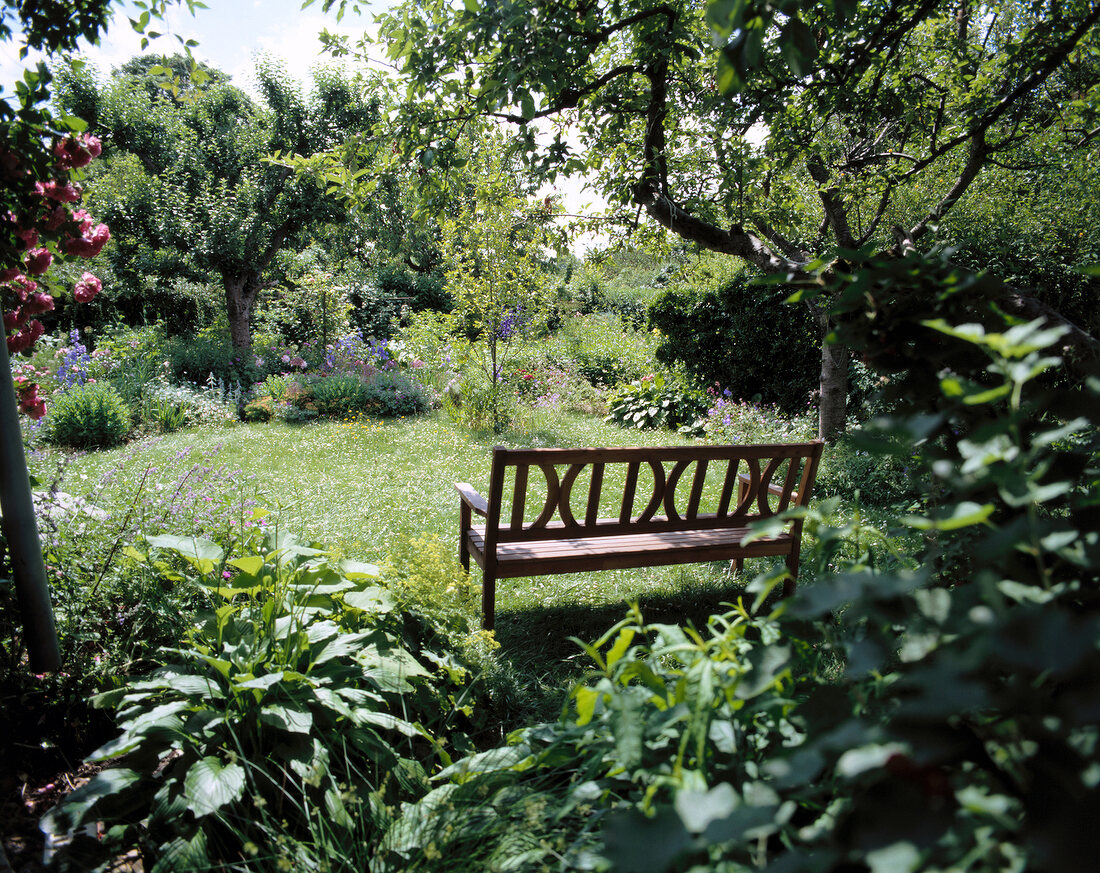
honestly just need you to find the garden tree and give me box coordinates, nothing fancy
[930,126,1100,337]
[59,56,380,351]
[320,0,1100,439]
[0,0,205,670]
[440,150,561,433]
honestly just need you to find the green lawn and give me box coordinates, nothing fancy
[40,411,776,690]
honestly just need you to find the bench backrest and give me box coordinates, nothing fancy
[483,442,824,544]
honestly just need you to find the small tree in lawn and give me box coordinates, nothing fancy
[441,163,555,434]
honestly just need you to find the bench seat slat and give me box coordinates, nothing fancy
[465,526,794,577]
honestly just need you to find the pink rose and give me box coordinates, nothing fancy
[16,226,39,250]
[73,271,102,303]
[39,205,68,231]
[7,275,37,300]
[0,266,21,282]
[24,247,52,275]
[37,180,82,202]
[62,223,110,258]
[7,319,44,355]
[23,292,54,315]
[4,308,24,332]
[54,134,102,170]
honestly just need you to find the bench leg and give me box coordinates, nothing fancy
[730,557,744,576]
[459,503,471,573]
[783,544,801,598]
[481,568,497,632]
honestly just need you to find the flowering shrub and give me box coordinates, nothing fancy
[702,387,815,444]
[55,328,91,388]
[2,130,109,418]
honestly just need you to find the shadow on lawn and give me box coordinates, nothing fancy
[491,574,755,686]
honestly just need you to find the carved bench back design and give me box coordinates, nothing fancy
[483,443,824,544]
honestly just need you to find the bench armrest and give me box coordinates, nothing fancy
[739,472,796,500]
[455,483,489,517]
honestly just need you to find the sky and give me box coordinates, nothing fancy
[0,0,385,97]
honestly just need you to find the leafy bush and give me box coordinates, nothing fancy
[1,445,262,758]
[372,253,1100,873]
[42,529,481,872]
[44,382,131,448]
[242,395,275,422]
[168,328,260,386]
[702,393,815,444]
[813,431,920,508]
[310,373,369,417]
[363,370,433,417]
[443,368,517,434]
[546,312,656,389]
[649,273,819,412]
[91,323,170,411]
[606,374,708,434]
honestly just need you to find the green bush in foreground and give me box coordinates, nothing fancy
[44,382,131,448]
[43,527,483,872]
[375,255,1100,873]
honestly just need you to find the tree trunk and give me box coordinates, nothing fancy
[0,337,60,672]
[818,337,849,442]
[223,270,263,352]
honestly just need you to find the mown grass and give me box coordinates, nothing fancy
[39,411,789,711]
[36,407,895,723]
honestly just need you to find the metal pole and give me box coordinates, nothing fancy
[0,335,60,672]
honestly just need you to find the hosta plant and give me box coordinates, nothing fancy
[606,373,708,434]
[42,526,479,872]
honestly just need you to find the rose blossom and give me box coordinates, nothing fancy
[24,247,52,275]
[73,271,102,303]
[62,223,110,258]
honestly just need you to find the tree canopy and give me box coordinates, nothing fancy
[59,55,380,350]
[321,0,1100,438]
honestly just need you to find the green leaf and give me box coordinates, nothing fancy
[675,783,738,834]
[227,555,264,575]
[902,501,994,531]
[344,586,395,612]
[147,534,224,571]
[261,704,313,733]
[184,757,246,817]
[340,559,381,579]
[41,769,143,835]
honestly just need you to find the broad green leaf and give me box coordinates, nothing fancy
[902,501,994,531]
[147,534,224,565]
[151,828,210,873]
[227,555,264,575]
[41,769,143,835]
[232,672,285,692]
[355,710,422,737]
[675,783,738,833]
[184,757,246,817]
[344,586,395,612]
[260,704,314,734]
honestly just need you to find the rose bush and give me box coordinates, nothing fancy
[2,131,109,418]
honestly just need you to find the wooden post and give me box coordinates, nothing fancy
[0,337,60,671]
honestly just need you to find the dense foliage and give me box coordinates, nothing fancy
[649,270,819,413]
[320,0,1100,438]
[356,251,1100,873]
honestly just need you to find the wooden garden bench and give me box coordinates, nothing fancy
[456,441,824,629]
